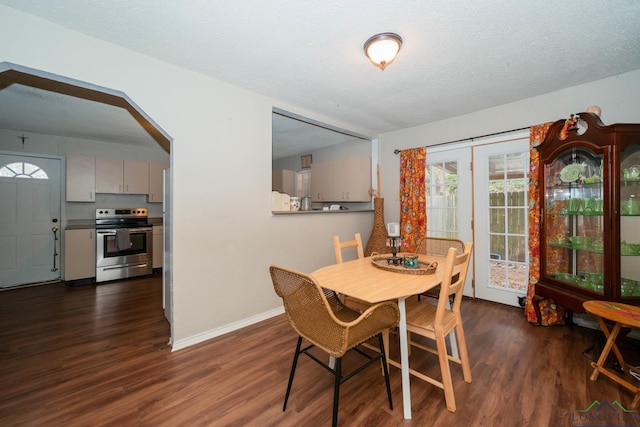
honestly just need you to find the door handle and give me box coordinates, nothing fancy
[51,226,59,272]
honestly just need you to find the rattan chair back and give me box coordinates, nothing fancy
[416,236,465,257]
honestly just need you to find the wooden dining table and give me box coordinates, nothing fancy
[311,253,448,420]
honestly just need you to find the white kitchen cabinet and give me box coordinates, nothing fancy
[64,229,96,281]
[311,156,371,202]
[341,156,371,201]
[311,161,334,201]
[272,169,295,195]
[96,158,149,194]
[153,225,163,269]
[66,155,96,202]
[148,163,168,203]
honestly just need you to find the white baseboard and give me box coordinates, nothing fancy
[171,306,285,352]
[573,312,640,341]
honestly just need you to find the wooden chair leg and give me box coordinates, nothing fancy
[436,332,456,412]
[632,391,640,410]
[455,322,472,383]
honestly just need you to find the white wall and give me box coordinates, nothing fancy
[0,5,375,350]
[378,70,640,224]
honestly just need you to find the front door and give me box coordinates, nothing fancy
[0,154,62,288]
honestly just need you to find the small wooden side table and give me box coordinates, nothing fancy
[583,301,640,409]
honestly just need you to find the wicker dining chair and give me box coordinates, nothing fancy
[332,233,392,372]
[415,237,465,301]
[269,265,400,427]
[403,243,473,412]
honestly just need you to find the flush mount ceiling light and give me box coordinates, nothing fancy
[363,32,403,71]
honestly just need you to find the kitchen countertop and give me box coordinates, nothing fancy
[272,209,373,215]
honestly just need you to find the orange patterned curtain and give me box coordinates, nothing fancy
[399,148,426,252]
[524,122,566,325]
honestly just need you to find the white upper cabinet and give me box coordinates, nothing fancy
[95,158,149,194]
[311,156,371,202]
[124,160,149,194]
[66,155,96,202]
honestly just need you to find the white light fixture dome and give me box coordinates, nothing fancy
[363,32,403,71]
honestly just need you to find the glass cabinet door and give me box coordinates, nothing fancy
[620,145,640,298]
[544,147,604,296]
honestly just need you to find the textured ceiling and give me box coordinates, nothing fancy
[1,1,639,153]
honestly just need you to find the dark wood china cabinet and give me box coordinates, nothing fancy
[533,112,640,321]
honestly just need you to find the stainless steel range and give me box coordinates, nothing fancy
[95,208,153,282]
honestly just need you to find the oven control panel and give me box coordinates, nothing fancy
[96,208,147,219]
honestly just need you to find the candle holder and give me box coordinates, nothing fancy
[386,235,403,265]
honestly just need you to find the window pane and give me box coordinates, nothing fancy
[488,154,504,179]
[506,152,526,179]
[508,235,527,263]
[507,207,526,234]
[490,260,507,288]
[0,162,48,179]
[490,234,506,259]
[490,184,506,206]
[490,208,504,233]
[427,161,458,239]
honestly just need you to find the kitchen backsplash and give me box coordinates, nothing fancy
[66,194,163,220]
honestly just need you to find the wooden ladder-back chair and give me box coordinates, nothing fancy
[332,233,364,263]
[270,265,399,427]
[333,233,369,312]
[397,243,473,412]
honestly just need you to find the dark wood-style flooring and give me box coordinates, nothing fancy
[1,275,638,426]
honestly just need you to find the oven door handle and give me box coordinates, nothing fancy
[96,227,152,234]
[123,227,152,233]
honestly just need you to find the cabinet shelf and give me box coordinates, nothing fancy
[552,212,603,217]
[548,242,603,253]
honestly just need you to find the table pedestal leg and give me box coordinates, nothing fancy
[398,297,412,419]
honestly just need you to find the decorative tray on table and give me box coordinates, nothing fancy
[370,255,438,275]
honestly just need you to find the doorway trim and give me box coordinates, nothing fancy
[0,62,171,152]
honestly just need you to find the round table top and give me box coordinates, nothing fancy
[583,300,640,328]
